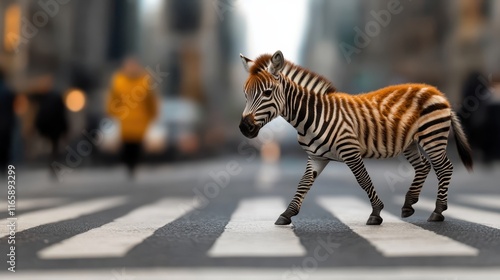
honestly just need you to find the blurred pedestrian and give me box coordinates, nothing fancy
[106,57,158,178]
[481,75,500,162]
[32,75,69,178]
[459,71,488,151]
[459,72,500,163]
[0,69,15,173]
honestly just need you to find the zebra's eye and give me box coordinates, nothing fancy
[262,89,272,97]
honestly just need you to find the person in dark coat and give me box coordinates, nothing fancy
[459,71,487,151]
[32,75,68,178]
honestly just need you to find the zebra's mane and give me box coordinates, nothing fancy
[250,54,337,95]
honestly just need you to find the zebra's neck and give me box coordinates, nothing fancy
[280,76,324,136]
[281,62,336,95]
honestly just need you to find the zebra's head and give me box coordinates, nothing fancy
[239,50,286,139]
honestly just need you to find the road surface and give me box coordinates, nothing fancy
[1,156,499,279]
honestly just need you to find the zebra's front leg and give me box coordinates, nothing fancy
[275,157,329,225]
[343,153,384,225]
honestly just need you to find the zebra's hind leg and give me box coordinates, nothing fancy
[401,143,431,218]
[417,110,453,221]
[342,153,384,225]
[275,157,329,225]
[425,151,453,222]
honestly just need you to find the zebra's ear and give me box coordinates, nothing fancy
[269,50,285,77]
[240,53,254,72]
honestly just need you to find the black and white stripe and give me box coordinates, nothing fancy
[239,50,473,226]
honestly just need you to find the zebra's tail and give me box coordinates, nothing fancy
[450,110,473,172]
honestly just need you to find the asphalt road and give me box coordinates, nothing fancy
[1,156,500,279]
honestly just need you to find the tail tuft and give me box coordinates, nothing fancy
[451,111,473,172]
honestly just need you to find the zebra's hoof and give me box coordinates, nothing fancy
[401,207,415,218]
[427,212,445,222]
[275,215,292,225]
[366,215,383,225]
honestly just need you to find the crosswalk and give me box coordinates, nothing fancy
[208,197,306,257]
[410,196,500,230]
[1,193,500,263]
[457,194,500,210]
[318,196,478,257]
[4,267,500,280]
[0,197,65,212]
[38,198,200,259]
[0,196,126,238]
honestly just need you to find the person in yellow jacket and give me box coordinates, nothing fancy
[106,57,159,178]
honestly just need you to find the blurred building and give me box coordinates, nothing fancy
[303,0,500,105]
[0,0,236,164]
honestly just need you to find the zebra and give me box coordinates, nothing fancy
[238,50,473,226]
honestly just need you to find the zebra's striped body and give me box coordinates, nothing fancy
[239,51,473,225]
[288,84,450,160]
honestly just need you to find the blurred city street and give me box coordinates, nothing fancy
[1,0,500,279]
[1,157,500,279]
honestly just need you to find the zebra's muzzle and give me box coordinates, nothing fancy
[239,115,259,139]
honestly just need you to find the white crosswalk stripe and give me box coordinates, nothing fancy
[0,198,65,212]
[38,198,200,259]
[0,196,126,238]
[3,267,500,280]
[207,197,306,257]
[457,195,500,210]
[318,196,478,257]
[413,197,500,230]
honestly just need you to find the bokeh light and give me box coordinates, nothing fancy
[65,89,86,112]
